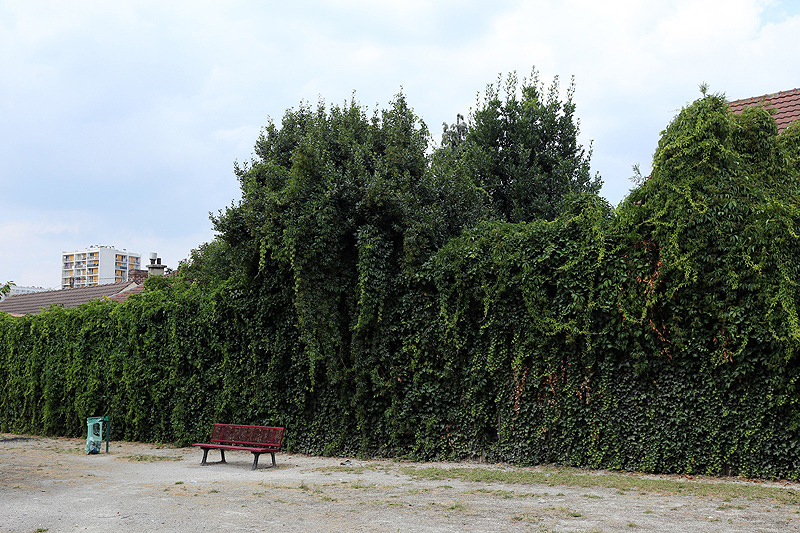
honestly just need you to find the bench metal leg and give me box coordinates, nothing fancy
[200,448,226,465]
[201,447,276,470]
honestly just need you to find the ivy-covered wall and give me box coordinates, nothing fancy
[2,92,800,479]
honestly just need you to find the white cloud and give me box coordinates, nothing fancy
[2,0,799,287]
[0,217,84,288]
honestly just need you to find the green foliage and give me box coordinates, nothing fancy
[609,94,800,476]
[438,69,601,222]
[0,281,14,298]
[779,121,800,176]
[432,194,616,462]
[621,94,800,366]
[1,84,799,480]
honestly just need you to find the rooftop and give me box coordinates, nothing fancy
[0,282,139,316]
[728,88,800,133]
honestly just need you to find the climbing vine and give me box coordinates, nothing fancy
[1,87,799,479]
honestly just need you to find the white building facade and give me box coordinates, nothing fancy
[61,246,141,289]
[10,286,51,296]
[1,285,51,302]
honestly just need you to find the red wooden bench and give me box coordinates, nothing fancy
[192,424,284,470]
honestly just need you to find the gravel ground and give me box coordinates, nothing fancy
[2,433,799,532]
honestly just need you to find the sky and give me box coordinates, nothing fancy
[2,0,799,289]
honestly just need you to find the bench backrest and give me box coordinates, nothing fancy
[210,424,284,448]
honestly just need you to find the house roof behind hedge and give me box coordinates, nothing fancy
[0,282,139,316]
[728,88,800,133]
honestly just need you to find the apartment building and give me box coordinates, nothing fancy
[61,246,141,289]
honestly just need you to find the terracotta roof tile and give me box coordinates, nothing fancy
[0,282,139,316]
[728,88,800,133]
[107,284,145,303]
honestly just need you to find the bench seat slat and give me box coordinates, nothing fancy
[192,443,277,453]
[210,439,280,447]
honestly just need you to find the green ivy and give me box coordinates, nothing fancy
[1,89,798,479]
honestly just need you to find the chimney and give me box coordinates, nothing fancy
[146,253,167,277]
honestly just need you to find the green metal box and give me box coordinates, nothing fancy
[86,416,110,454]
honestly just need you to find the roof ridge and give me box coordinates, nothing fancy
[0,281,141,316]
[730,87,800,102]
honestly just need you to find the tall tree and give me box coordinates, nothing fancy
[440,69,601,222]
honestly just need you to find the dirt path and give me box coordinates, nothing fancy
[1,434,799,532]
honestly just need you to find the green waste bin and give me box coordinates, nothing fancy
[86,416,110,455]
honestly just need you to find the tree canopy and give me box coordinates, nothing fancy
[197,69,602,287]
[437,69,601,222]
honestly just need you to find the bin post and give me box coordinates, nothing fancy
[86,415,111,455]
[103,415,110,453]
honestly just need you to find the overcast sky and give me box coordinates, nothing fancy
[2,0,799,288]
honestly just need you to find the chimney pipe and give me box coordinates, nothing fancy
[146,253,167,277]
